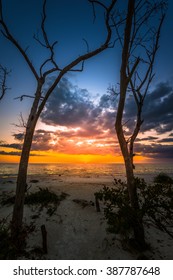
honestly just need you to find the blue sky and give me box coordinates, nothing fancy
[0,0,173,162]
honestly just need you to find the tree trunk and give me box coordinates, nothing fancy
[11,122,36,240]
[11,86,42,241]
[124,157,146,249]
[115,110,146,249]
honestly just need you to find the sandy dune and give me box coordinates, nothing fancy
[0,175,173,260]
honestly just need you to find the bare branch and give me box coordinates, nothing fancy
[14,94,44,102]
[0,0,39,81]
[88,0,107,13]
[37,0,59,76]
[83,38,90,53]
[0,64,10,100]
[137,14,165,94]
[115,0,167,179]
[36,0,118,119]
[12,112,27,128]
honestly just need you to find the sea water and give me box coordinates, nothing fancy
[0,163,173,182]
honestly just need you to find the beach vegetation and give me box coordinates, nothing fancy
[95,176,173,250]
[153,173,173,185]
[0,187,68,216]
[0,219,13,259]
[0,218,35,259]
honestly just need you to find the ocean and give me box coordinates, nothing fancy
[0,163,173,182]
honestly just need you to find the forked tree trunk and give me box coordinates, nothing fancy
[115,119,146,249]
[114,0,166,249]
[114,0,146,249]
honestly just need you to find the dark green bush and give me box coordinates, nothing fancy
[0,188,68,216]
[0,219,17,259]
[95,176,173,239]
[153,173,173,185]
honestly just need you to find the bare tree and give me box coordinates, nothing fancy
[113,0,167,247]
[0,0,117,240]
[0,64,10,101]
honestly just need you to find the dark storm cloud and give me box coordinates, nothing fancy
[13,133,24,141]
[41,77,95,127]
[31,130,55,151]
[0,131,54,152]
[41,77,116,137]
[12,130,58,151]
[6,78,172,159]
[38,78,173,159]
[43,79,173,137]
[125,82,173,134]
[142,82,173,134]
[158,138,173,143]
[99,93,116,109]
[135,143,173,159]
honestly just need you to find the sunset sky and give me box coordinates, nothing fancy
[0,0,173,164]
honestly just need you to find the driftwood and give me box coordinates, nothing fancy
[41,224,48,254]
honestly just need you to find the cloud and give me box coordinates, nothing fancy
[2,78,172,160]
[125,82,173,134]
[13,133,24,141]
[158,138,173,143]
[0,151,21,156]
[40,77,117,144]
[41,77,95,127]
[0,143,22,150]
[41,77,117,135]
[136,136,158,142]
[134,143,173,159]
[0,150,43,157]
[40,79,173,159]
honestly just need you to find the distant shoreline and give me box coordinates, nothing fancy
[0,162,173,184]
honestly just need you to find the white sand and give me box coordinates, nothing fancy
[0,175,173,260]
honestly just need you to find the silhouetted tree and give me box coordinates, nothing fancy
[113,0,167,248]
[0,0,117,241]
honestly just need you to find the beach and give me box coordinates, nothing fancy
[0,170,173,260]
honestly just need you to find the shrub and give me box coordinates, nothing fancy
[0,219,17,259]
[153,173,173,185]
[95,176,173,239]
[0,188,68,216]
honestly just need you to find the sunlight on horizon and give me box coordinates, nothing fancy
[0,149,150,164]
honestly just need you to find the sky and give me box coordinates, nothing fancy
[0,0,173,164]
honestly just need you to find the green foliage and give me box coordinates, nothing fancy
[95,179,133,236]
[0,219,17,259]
[95,176,173,239]
[25,187,63,205]
[27,188,68,216]
[0,219,36,259]
[0,188,69,258]
[0,219,10,259]
[0,191,15,205]
[153,173,173,185]
[0,188,68,216]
